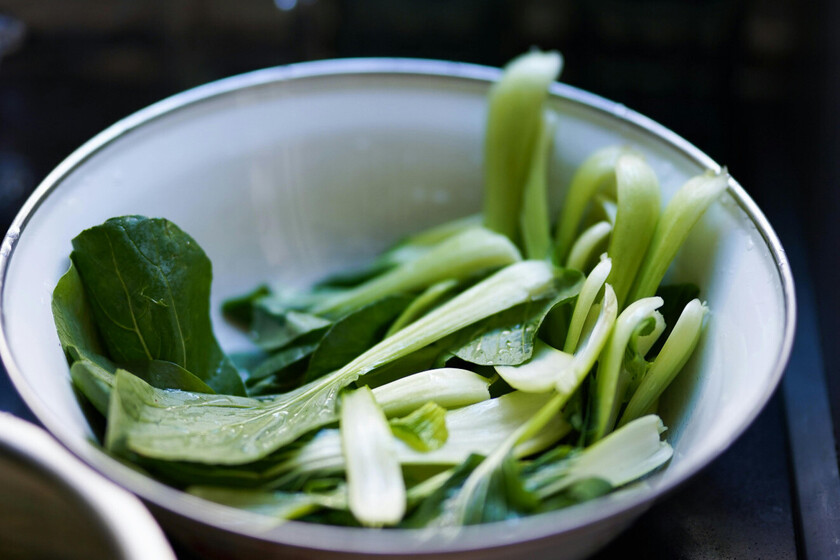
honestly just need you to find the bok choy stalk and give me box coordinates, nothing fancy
[564,257,612,353]
[371,368,490,417]
[554,146,626,262]
[605,155,660,307]
[105,260,568,464]
[431,287,617,526]
[493,277,617,394]
[389,402,449,452]
[565,221,611,272]
[590,297,664,442]
[312,227,521,317]
[385,279,459,338]
[618,299,707,427]
[341,387,406,526]
[526,415,672,498]
[520,111,558,261]
[627,169,729,302]
[483,50,563,244]
[262,391,571,488]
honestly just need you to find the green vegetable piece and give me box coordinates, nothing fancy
[127,360,214,394]
[605,154,661,307]
[52,263,110,368]
[275,390,570,485]
[105,261,563,465]
[389,402,449,452]
[520,111,558,260]
[341,386,406,527]
[450,268,584,366]
[249,342,318,385]
[554,146,626,262]
[495,340,573,394]
[536,477,613,513]
[619,299,707,427]
[69,360,114,416]
[590,296,663,442]
[221,285,271,328]
[304,295,413,382]
[565,221,611,273]
[554,284,618,400]
[564,257,612,353]
[628,169,729,302]
[401,455,484,528]
[249,304,331,352]
[188,485,347,521]
[312,227,522,317]
[70,216,245,396]
[484,50,563,244]
[371,368,490,417]
[385,279,458,338]
[530,415,672,499]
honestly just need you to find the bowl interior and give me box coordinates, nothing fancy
[0,60,791,554]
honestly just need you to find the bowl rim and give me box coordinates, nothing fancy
[0,413,176,560]
[0,57,797,554]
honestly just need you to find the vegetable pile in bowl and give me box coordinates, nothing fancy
[53,51,728,529]
[1,50,793,559]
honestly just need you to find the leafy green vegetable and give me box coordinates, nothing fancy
[590,297,664,442]
[70,216,245,396]
[605,154,661,307]
[341,386,406,526]
[52,49,724,530]
[371,368,490,417]
[528,415,672,498]
[385,279,458,338]
[628,169,729,302]
[389,402,449,452]
[449,268,583,366]
[249,303,331,352]
[484,50,563,243]
[104,261,565,464]
[312,227,521,317]
[554,146,626,262]
[520,111,558,260]
[565,221,611,272]
[619,299,707,427]
[564,257,612,353]
[304,295,412,382]
[188,485,347,521]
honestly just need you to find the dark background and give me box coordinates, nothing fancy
[0,1,838,558]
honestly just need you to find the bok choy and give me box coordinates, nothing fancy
[52,48,726,531]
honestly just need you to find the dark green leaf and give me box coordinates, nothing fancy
[304,295,413,382]
[127,360,214,394]
[221,285,271,327]
[52,263,113,371]
[448,269,583,366]
[70,216,245,395]
[69,360,114,416]
[251,343,319,383]
[250,304,331,352]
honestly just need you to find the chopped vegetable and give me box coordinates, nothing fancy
[51,49,725,530]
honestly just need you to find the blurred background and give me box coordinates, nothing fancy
[0,1,837,558]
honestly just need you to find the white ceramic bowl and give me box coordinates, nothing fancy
[0,59,795,559]
[0,413,175,560]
